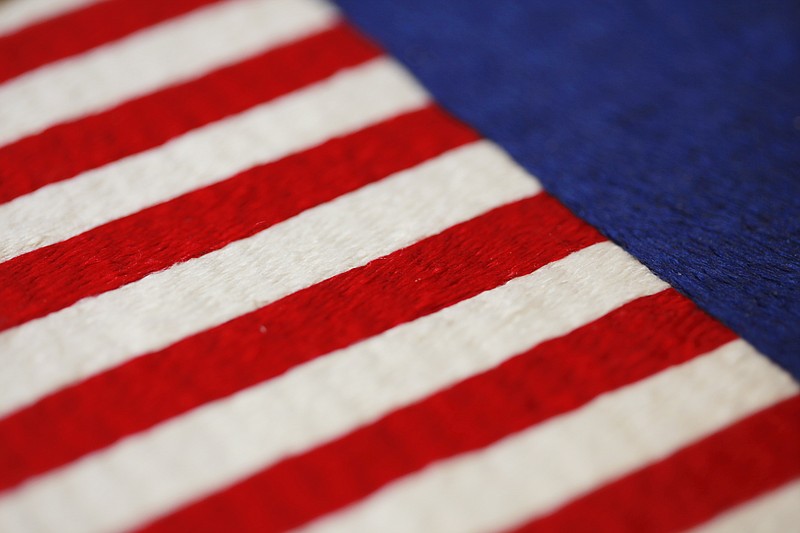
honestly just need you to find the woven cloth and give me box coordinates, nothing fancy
[0,1,797,532]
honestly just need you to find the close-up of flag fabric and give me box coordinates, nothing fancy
[0,0,798,532]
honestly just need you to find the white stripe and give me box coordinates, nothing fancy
[0,58,427,262]
[0,242,666,533]
[303,340,797,533]
[689,478,800,533]
[0,0,102,37]
[0,141,538,418]
[0,0,337,146]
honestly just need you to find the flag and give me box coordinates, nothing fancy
[0,1,797,531]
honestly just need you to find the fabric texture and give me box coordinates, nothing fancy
[335,0,800,377]
[0,1,797,532]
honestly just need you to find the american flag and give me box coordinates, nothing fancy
[0,0,798,531]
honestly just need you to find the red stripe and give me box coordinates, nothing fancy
[0,106,470,332]
[511,394,800,533]
[0,24,379,204]
[0,0,222,84]
[138,289,736,533]
[0,194,603,492]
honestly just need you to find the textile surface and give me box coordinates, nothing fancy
[336,0,800,375]
[0,1,797,532]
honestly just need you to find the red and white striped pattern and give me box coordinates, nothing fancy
[0,1,797,532]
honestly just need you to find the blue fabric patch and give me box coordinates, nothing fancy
[335,0,800,378]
